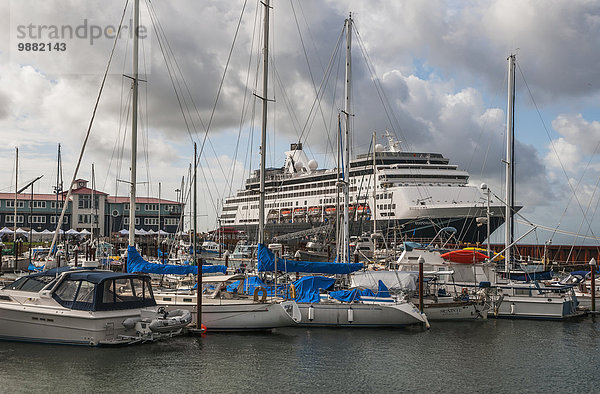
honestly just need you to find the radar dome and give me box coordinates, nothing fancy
[375,144,384,152]
[294,161,304,171]
[308,159,318,171]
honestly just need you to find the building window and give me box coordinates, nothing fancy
[78,195,99,209]
[124,204,140,211]
[164,218,178,226]
[6,201,25,208]
[145,204,159,211]
[29,216,46,224]
[29,201,46,209]
[78,214,90,224]
[123,217,140,225]
[50,201,64,209]
[50,216,69,224]
[6,215,24,224]
[144,218,159,226]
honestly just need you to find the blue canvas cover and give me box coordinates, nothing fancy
[127,246,226,275]
[257,244,363,274]
[377,280,391,298]
[329,288,376,302]
[27,262,44,272]
[292,276,336,303]
[225,276,270,294]
[504,270,553,282]
[157,248,169,258]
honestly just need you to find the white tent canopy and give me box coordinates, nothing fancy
[79,229,92,235]
[66,229,80,235]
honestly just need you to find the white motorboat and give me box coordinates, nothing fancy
[0,267,191,346]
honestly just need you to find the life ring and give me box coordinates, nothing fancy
[289,284,297,299]
[253,286,267,303]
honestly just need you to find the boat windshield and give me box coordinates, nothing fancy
[3,275,57,292]
[52,273,156,311]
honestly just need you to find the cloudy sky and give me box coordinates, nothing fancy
[1,0,599,243]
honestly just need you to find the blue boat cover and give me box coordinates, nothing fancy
[329,287,376,302]
[292,276,336,303]
[127,246,226,275]
[225,276,270,295]
[377,280,391,298]
[157,248,169,258]
[257,244,363,274]
[27,262,44,272]
[504,270,553,282]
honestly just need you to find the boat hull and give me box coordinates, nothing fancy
[420,301,488,321]
[294,302,425,327]
[159,299,300,331]
[489,295,582,320]
[0,304,149,346]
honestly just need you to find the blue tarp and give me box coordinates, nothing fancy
[27,262,44,272]
[127,246,226,275]
[257,244,363,274]
[226,276,271,295]
[292,276,336,303]
[377,280,390,298]
[329,288,376,302]
[157,248,169,258]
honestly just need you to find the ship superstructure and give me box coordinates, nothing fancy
[220,134,506,243]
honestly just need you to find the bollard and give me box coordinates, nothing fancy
[418,255,424,313]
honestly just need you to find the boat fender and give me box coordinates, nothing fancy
[253,286,267,303]
[122,317,142,329]
[308,305,315,321]
[289,284,297,299]
[347,307,354,323]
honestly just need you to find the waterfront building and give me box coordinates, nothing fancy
[0,179,184,237]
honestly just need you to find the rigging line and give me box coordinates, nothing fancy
[354,24,408,150]
[565,146,600,258]
[516,62,597,240]
[354,25,432,202]
[295,24,345,148]
[148,0,242,195]
[228,2,261,199]
[103,35,131,192]
[50,0,129,255]
[145,1,197,145]
[288,0,333,161]
[140,21,153,199]
[104,87,133,191]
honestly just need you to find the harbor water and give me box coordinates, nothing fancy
[1,317,599,393]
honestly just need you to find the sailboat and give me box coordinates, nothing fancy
[130,1,301,330]
[255,13,427,328]
[486,54,581,319]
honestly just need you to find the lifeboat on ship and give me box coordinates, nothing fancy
[325,206,336,216]
[308,206,321,216]
[281,209,292,218]
[293,208,306,217]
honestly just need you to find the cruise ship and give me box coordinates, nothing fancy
[220,133,508,243]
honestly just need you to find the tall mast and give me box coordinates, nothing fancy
[13,147,18,246]
[341,14,352,264]
[128,0,140,248]
[91,163,96,247]
[158,182,161,243]
[372,131,377,251]
[258,0,270,245]
[194,143,201,327]
[504,54,516,273]
[55,144,62,243]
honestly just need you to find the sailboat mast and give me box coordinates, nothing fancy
[128,0,140,248]
[91,163,95,247]
[504,54,516,273]
[342,14,352,264]
[372,131,377,249]
[258,0,270,245]
[13,147,18,246]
